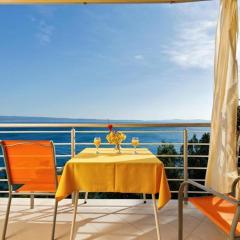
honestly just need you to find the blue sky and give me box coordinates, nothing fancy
[0,2,219,120]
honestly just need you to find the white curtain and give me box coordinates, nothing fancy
[205,0,239,194]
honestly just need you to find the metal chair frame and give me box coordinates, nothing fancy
[178,179,240,240]
[0,140,59,240]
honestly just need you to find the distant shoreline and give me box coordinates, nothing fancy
[0,116,210,124]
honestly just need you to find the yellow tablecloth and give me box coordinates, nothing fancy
[56,148,171,209]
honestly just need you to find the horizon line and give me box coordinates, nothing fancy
[0,115,211,122]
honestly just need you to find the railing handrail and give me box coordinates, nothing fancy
[0,122,211,128]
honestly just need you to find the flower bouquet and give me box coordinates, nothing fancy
[106,124,126,153]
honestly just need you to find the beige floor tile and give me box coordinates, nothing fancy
[92,222,144,240]
[187,218,227,240]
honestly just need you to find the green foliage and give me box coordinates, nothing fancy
[158,133,210,197]
[157,144,182,193]
[186,133,209,180]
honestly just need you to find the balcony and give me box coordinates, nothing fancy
[0,122,226,239]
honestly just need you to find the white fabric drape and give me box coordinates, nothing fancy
[205,0,239,194]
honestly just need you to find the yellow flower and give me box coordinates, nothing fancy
[106,131,126,144]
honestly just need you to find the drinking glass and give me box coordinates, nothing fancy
[94,137,101,154]
[131,137,139,154]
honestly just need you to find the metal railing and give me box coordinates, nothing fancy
[0,122,211,197]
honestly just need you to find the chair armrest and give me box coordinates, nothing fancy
[179,179,240,205]
[231,177,240,197]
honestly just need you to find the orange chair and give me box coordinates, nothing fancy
[178,179,240,240]
[0,140,59,240]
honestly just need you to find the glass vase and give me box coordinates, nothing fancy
[115,144,121,154]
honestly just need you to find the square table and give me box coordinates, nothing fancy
[56,148,171,240]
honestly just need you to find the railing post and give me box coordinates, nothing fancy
[71,128,76,204]
[183,128,188,204]
[71,128,76,158]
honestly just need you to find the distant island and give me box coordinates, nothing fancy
[0,116,210,124]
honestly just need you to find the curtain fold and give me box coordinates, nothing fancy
[205,0,239,194]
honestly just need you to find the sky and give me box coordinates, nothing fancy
[0,1,220,121]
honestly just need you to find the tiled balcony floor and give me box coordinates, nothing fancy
[0,198,226,240]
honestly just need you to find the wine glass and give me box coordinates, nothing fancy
[131,137,139,154]
[94,137,101,154]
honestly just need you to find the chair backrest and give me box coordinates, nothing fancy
[0,140,57,189]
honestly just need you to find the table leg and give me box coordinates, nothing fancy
[71,192,75,205]
[152,194,161,240]
[70,191,79,240]
[84,192,88,204]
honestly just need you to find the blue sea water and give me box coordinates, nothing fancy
[0,126,210,168]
